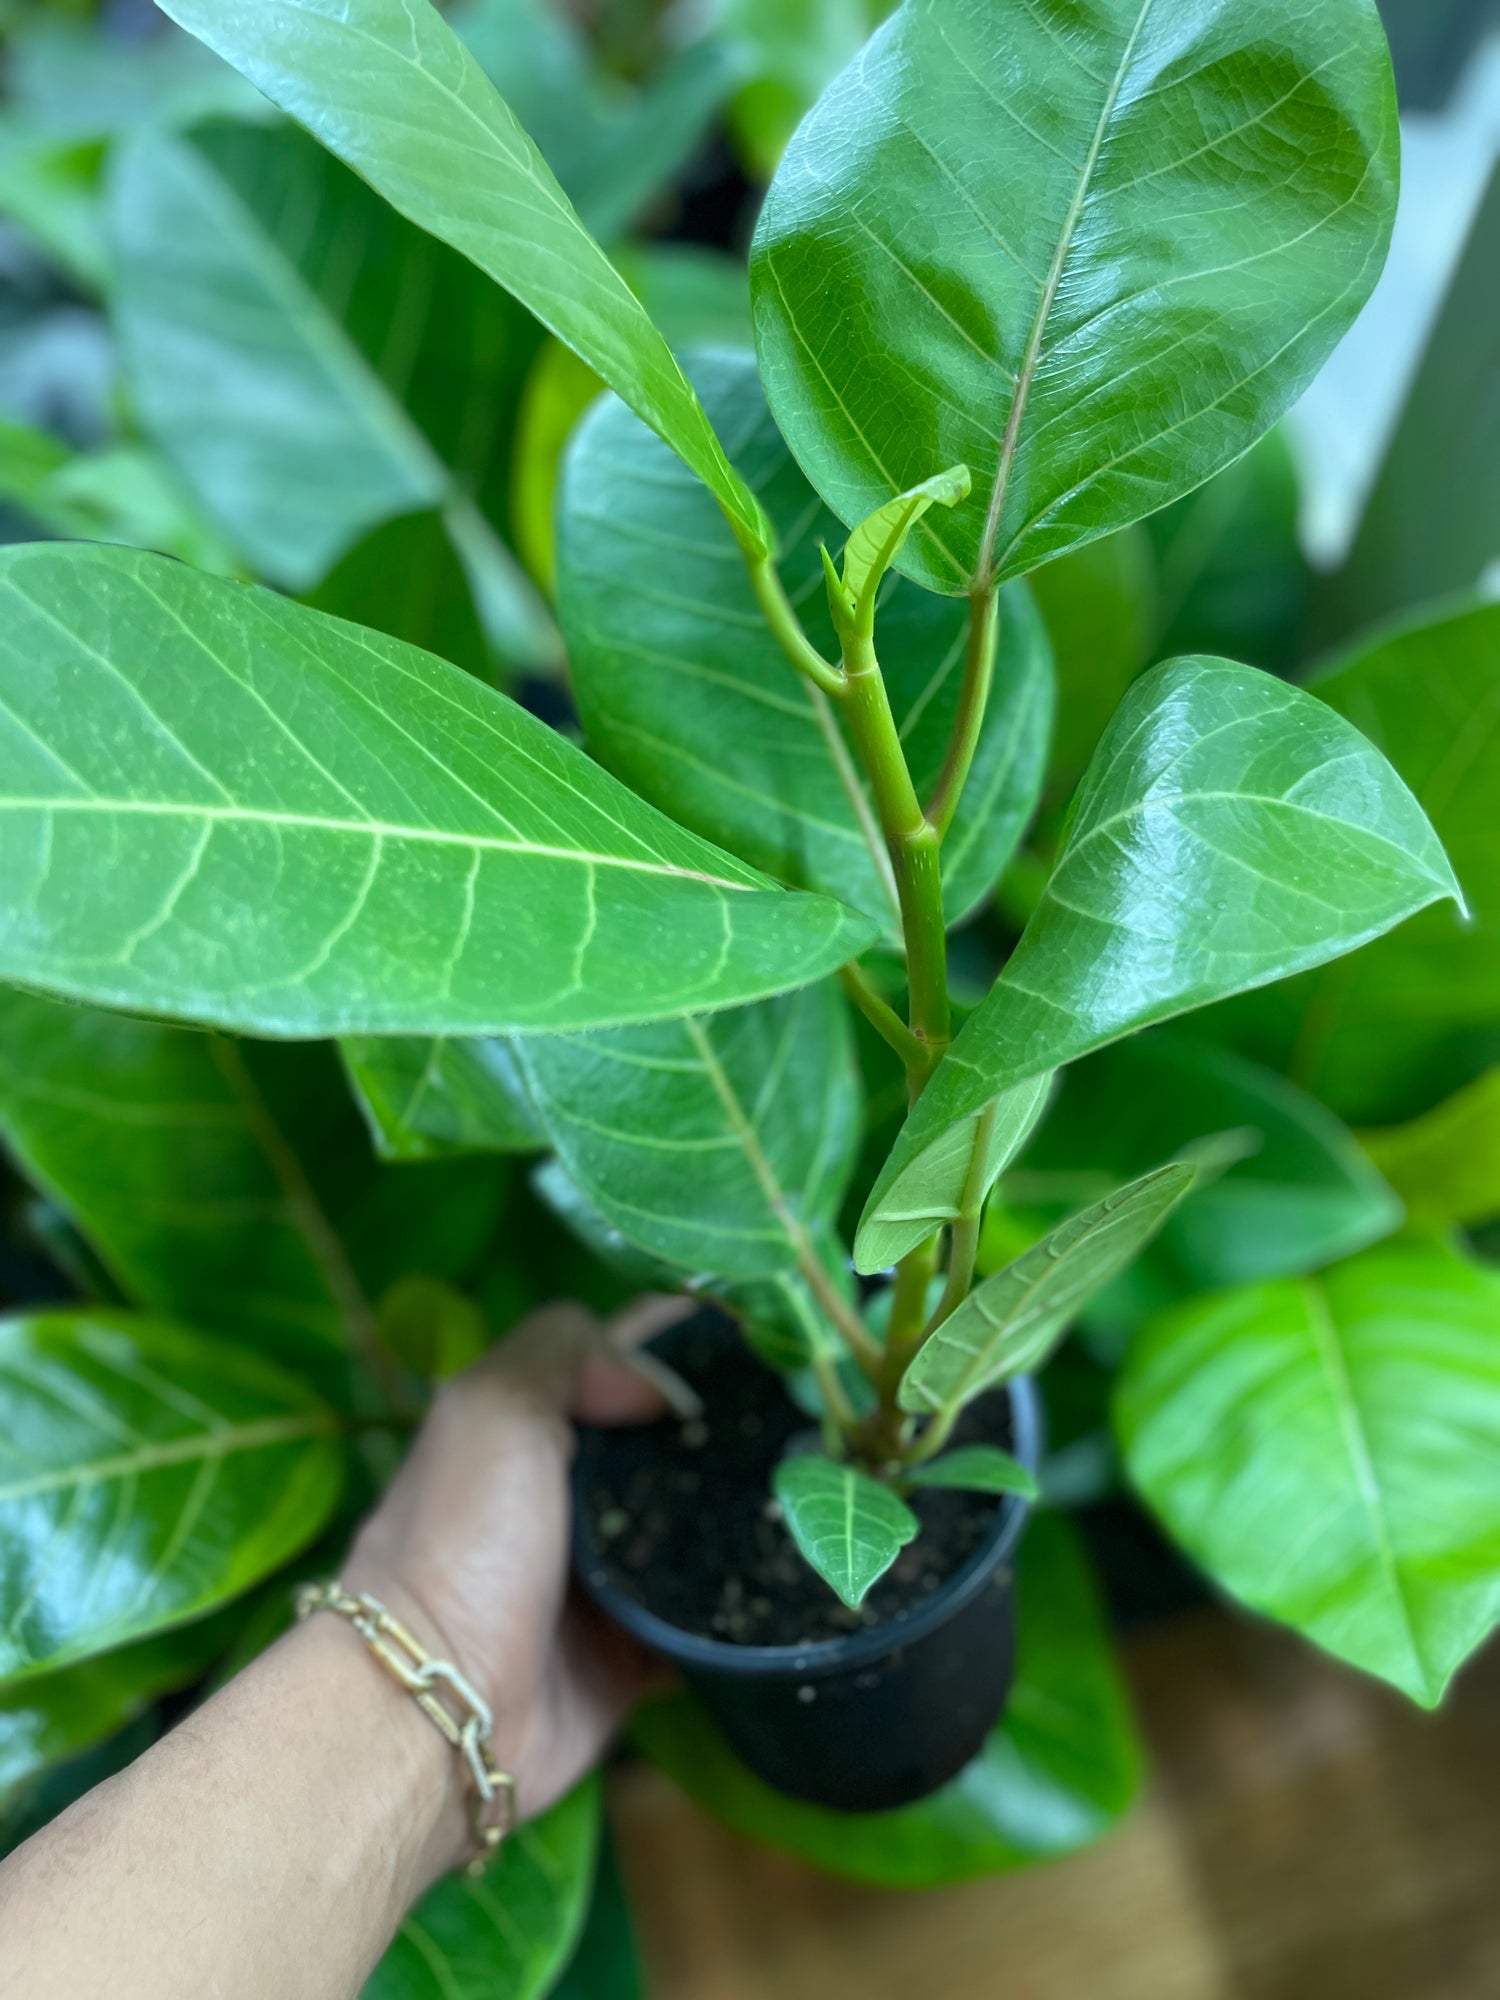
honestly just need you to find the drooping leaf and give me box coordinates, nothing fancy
[751,0,1398,592]
[1361,1070,1500,1231]
[1330,162,1500,632]
[365,1774,600,2000]
[512,244,751,592]
[905,1444,1038,1501]
[0,1611,237,1799]
[107,123,554,671]
[1226,599,1500,1123]
[0,1310,342,1683]
[1008,1033,1403,1289]
[772,1454,919,1608]
[341,1037,542,1163]
[558,351,1054,935]
[0,543,873,1036]
[156,0,770,557]
[861,655,1462,1265]
[515,984,861,1282]
[901,1163,1198,1419]
[632,1513,1139,1886]
[1117,1243,1500,1707]
[854,1071,1053,1276]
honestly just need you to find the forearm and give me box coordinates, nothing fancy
[0,1614,468,2000]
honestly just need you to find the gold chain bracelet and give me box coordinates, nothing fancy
[295,1581,516,1877]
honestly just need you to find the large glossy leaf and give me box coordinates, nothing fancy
[1009,1033,1403,1289]
[0,1310,342,1682]
[341,1037,542,1162]
[1231,599,1500,1123]
[901,1162,1197,1417]
[515,984,861,1282]
[0,543,872,1036]
[632,1513,1139,1887]
[773,1454,919,1606]
[1361,1070,1500,1231]
[1117,1243,1500,1706]
[1330,162,1499,631]
[559,351,1053,935]
[750,0,1398,593]
[365,1775,599,2000]
[108,124,554,672]
[157,0,770,558]
[860,656,1462,1267]
[0,990,503,1395]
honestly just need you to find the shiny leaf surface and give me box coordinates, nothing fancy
[751,0,1398,592]
[515,985,861,1281]
[862,656,1462,1263]
[365,1775,599,2000]
[0,543,873,1036]
[632,1514,1139,1886]
[0,1310,342,1682]
[157,0,770,557]
[901,1163,1198,1417]
[1117,1244,1500,1706]
[773,1454,918,1607]
[559,352,1053,934]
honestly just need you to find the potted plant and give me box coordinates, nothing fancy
[1,0,1497,1985]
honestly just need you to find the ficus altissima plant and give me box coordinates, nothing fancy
[0,0,1497,1984]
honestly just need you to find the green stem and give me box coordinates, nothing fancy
[747,556,845,697]
[839,963,932,1078]
[838,634,950,1069]
[926,588,998,839]
[926,1096,1000,1335]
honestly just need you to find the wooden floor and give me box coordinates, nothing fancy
[609,1611,1500,2000]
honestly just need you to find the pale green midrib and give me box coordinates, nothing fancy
[1300,1276,1428,1689]
[0,797,759,892]
[975,0,1155,586]
[0,1408,335,1503]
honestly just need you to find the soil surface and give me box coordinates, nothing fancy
[577,1316,1018,1649]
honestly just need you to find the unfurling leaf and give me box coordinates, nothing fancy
[773,1454,919,1608]
[901,1163,1199,1418]
[834,464,972,631]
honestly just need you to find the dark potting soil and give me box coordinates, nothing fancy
[579,1318,1014,1649]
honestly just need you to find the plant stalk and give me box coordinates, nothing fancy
[746,556,845,697]
[927,587,999,838]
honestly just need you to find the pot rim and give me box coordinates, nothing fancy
[573,1371,1042,1680]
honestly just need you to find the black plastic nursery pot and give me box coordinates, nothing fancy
[573,1313,1042,1813]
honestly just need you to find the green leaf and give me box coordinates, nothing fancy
[632,1513,1139,1886]
[529,1160,685,1294]
[1361,1070,1500,1231]
[713,1234,854,1372]
[901,1163,1198,1419]
[376,1277,489,1381]
[341,1037,542,1162]
[772,1454,919,1608]
[515,984,861,1282]
[1331,162,1500,631]
[0,542,873,1036]
[547,1825,643,2000]
[558,351,1053,936]
[750,0,1398,593]
[861,655,1463,1267]
[1117,1243,1500,1707]
[157,0,770,559]
[304,513,495,689]
[107,123,555,670]
[1232,599,1500,1123]
[854,1070,1053,1276]
[365,1774,599,2000]
[906,1444,1038,1501]
[0,1309,342,1683]
[835,464,972,630]
[0,1615,235,1799]
[1010,1034,1403,1289]
[1029,526,1155,784]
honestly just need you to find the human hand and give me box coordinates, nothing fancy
[341,1297,682,1874]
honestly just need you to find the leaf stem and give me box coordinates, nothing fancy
[746,555,845,697]
[927,1095,1000,1334]
[839,963,933,1077]
[927,587,998,838]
